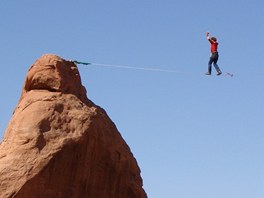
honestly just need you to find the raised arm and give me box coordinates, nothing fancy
[206,32,210,40]
[206,32,217,43]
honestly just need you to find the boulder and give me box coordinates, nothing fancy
[0,54,147,198]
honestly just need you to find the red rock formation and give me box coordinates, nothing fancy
[0,54,147,198]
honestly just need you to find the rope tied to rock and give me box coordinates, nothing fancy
[72,60,233,77]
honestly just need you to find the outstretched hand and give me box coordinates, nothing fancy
[206,32,210,37]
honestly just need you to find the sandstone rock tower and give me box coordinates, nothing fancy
[0,54,147,198]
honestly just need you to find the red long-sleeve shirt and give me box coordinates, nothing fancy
[208,39,218,53]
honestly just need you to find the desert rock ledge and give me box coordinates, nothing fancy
[0,54,147,198]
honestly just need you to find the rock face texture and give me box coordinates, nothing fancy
[0,54,147,198]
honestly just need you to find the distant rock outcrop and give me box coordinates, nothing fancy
[0,54,147,198]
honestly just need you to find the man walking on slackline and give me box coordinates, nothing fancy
[205,32,222,76]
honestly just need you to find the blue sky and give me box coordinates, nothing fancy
[1,1,264,197]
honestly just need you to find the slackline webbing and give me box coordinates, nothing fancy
[72,60,233,77]
[72,60,183,74]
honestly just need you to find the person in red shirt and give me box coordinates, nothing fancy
[205,32,222,75]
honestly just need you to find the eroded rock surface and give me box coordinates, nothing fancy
[0,54,147,198]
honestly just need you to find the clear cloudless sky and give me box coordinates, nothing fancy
[1,0,264,197]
